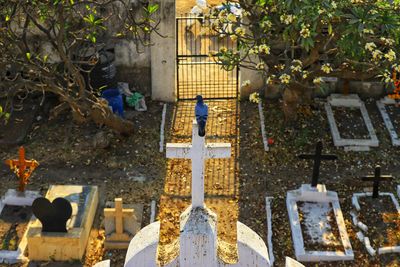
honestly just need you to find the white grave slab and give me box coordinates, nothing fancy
[0,189,40,264]
[124,120,270,267]
[351,192,400,255]
[287,184,354,262]
[376,97,400,146]
[325,94,379,150]
[285,257,305,267]
[94,260,111,267]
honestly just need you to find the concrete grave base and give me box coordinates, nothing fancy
[325,94,379,150]
[0,189,40,264]
[376,97,400,146]
[285,256,305,267]
[124,205,270,267]
[287,184,354,262]
[27,185,99,261]
[351,192,400,255]
[94,259,111,267]
[104,202,143,249]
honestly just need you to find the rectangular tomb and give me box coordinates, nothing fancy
[0,189,40,264]
[325,94,379,151]
[351,192,400,255]
[287,184,354,262]
[27,185,98,261]
[377,97,400,146]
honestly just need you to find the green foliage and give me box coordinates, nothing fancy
[0,106,10,122]
[212,0,400,89]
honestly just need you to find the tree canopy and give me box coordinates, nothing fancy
[212,0,400,116]
[0,0,159,133]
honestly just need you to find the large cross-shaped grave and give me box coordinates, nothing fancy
[352,166,400,256]
[298,141,337,187]
[287,142,353,262]
[166,120,231,208]
[122,106,271,267]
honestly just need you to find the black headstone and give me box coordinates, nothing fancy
[361,166,393,198]
[32,197,73,233]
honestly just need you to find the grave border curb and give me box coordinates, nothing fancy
[376,99,400,146]
[325,94,379,149]
[0,189,40,264]
[286,186,354,262]
[351,192,400,255]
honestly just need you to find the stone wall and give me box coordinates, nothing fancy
[114,41,152,96]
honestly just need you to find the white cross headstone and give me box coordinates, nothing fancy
[166,120,231,208]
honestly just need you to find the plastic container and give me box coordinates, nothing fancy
[101,89,124,117]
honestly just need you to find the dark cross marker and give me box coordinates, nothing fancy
[361,166,392,198]
[298,141,338,187]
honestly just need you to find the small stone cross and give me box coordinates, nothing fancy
[104,198,135,240]
[166,120,231,208]
[298,141,337,187]
[361,166,392,198]
[5,146,39,192]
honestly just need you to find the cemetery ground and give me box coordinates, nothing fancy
[0,98,399,266]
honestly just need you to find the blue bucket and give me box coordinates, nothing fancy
[101,89,124,117]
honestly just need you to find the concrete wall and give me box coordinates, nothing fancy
[114,41,151,96]
[150,0,176,102]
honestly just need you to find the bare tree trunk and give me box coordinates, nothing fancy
[282,84,312,122]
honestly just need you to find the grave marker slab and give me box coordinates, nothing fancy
[27,185,98,261]
[104,198,143,249]
[325,94,379,150]
[32,197,72,233]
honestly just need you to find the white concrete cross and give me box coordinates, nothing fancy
[166,120,231,208]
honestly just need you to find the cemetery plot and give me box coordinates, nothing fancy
[352,193,400,255]
[377,97,400,146]
[287,185,354,262]
[287,142,353,262]
[351,166,400,255]
[325,94,379,150]
[0,205,32,252]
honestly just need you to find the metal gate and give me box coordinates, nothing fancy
[176,15,239,100]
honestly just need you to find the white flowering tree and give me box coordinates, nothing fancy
[212,0,400,119]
